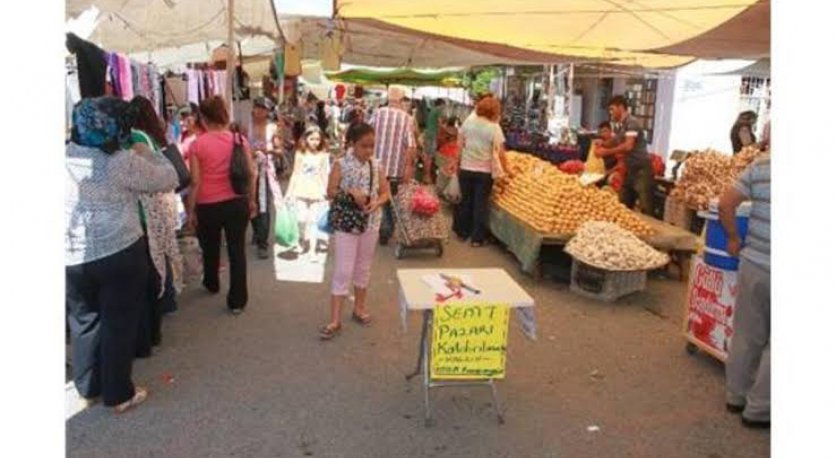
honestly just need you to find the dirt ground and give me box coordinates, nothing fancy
[66,231,769,458]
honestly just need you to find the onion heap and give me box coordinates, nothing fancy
[565,221,669,271]
[493,152,654,236]
[669,146,766,210]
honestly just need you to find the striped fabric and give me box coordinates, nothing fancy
[734,156,770,271]
[370,107,416,178]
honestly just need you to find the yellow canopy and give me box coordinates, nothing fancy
[336,0,768,67]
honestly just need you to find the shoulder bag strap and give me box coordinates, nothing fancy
[367,160,375,198]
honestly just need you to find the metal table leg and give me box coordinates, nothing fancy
[489,379,505,424]
[422,314,433,427]
[405,310,431,381]
[405,309,504,426]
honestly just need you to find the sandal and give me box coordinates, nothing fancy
[351,312,373,326]
[113,387,148,414]
[319,323,342,340]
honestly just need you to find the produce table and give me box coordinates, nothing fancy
[489,205,698,280]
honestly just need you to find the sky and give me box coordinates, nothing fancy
[274,0,332,17]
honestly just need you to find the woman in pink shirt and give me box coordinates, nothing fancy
[186,96,256,314]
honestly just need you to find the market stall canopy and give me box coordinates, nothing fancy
[287,18,580,68]
[66,0,280,54]
[67,1,634,69]
[66,3,578,69]
[335,0,770,64]
[325,67,464,87]
[709,59,770,78]
[653,0,769,59]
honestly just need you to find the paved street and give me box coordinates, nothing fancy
[66,231,769,458]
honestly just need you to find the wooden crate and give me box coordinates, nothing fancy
[570,260,647,302]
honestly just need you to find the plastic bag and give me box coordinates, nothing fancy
[411,186,441,217]
[177,236,203,286]
[585,145,606,174]
[274,201,299,247]
[443,174,462,203]
[317,204,333,234]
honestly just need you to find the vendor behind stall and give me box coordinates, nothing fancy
[592,121,625,191]
[595,96,654,215]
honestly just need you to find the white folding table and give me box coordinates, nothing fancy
[397,268,536,426]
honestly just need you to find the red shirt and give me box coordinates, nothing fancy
[189,131,250,204]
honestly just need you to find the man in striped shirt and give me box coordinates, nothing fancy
[370,85,417,245]
[719,155,771,429]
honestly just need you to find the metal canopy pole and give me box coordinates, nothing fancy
[567,63,575,128]
[227,0,236,121]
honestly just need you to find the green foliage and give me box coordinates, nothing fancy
[464,68,501,97]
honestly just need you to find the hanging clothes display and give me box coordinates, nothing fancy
[182,68,231,105]
[65,33,107,98]
[67,34,163,108]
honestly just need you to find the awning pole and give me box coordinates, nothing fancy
[227,0,235,122]
[567,63,575,127]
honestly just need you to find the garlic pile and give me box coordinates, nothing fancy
[493,152,654,236]
[669,146,766,210]
[565,221,670,271]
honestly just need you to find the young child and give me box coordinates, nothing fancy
[281,125,331,262]
[319,123,391,340]
[436,116,461,194]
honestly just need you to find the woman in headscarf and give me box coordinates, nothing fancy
[128,96,183,355]
[66,97,178,413]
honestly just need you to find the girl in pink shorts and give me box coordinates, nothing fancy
[320,123,391,340]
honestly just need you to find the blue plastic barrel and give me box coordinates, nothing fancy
[699,201,751,271]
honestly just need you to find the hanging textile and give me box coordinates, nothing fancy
[65,33,107,98]
[215,72,227,98]
[186,70,200,104]
[199,70,207,100]
[107,53,121,96]
[117,55,134,100]
[131,62,141,99]
[152,68,162,111]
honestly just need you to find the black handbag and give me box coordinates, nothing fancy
[160,143,191,193]
[229,133,251,195]
[329,161,375,234]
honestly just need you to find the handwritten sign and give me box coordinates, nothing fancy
[431,303,510,380]
[685,257,738,359]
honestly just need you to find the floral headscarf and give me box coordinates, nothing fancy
[71,96,131,154]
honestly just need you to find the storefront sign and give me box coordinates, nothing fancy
[685,257,738,359]
[431,304,510,380]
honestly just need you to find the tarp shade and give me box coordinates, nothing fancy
[325,68,465,87]
[66,0,280,53]
[292,18,580,68]
[654,0,769,58]
[336,0,769,63]
[709,59,770,78]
